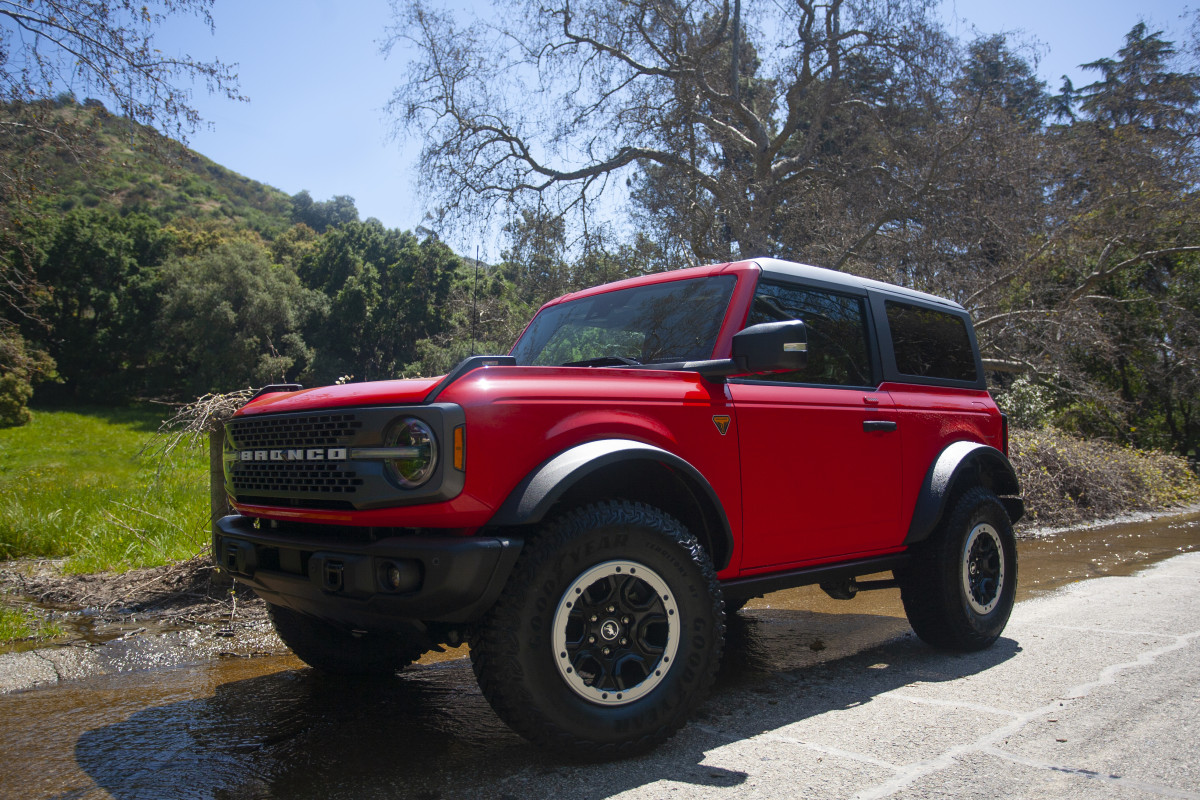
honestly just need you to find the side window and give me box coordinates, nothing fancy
[885,301,978,382]
[746,282,873,386]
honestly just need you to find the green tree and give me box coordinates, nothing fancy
[24,209,174,400]
[290,191,360,234]
[973,24,1200,453]
[0,324,55,426]
[300,220,461,382]
[153,240,325,398]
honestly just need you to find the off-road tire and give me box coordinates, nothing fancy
[268,604,425,676]
[723,596,750,614]
[898,486,1017,651]
[470,500,725,759]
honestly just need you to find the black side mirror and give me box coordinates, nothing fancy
[732,320,808,373]
[683,319,807,379]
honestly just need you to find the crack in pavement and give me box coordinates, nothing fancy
[847,630,1200,799]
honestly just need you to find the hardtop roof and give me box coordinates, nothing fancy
[753,259,966,311]
[537,258,966,313]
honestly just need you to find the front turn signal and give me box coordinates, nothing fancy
[453,425,465,471]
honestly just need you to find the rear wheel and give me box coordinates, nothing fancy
[898,486,1017,651]
[470,501,724,759]
[268,604,425,676]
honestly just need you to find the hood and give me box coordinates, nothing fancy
[236,376,444,416]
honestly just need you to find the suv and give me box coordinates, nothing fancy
[216,258,1023,758]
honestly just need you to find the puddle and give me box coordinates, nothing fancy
[738,510,1200,621]
[0,511,1197,798]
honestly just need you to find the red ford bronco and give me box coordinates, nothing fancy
[216,258,1023,758]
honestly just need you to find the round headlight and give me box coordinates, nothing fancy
[385,417,438,487]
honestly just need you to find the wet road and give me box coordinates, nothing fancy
[1,512,1198,800]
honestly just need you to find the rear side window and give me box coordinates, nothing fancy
[746,282,873,386]
[886,301,977,382]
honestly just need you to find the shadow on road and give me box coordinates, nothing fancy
[73,606,1020,800]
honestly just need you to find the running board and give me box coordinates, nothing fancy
[721,554,911,603]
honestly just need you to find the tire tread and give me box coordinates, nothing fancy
[470,500,724,759]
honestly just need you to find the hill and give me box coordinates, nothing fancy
[2,97,295,237]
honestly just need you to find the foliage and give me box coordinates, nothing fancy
[290,190,360,234]
[1010,427,1200,528]
[992,376,1059,430]
[0,0,245,426]
[390,0,962,263]
[0,1,242,139]
[153,239,325,398]
[300,220,461,383]
[0,0,244,297]
[0,407,209,571]
[0,101,296,234]
[19,207,174,401]
[0,326,55,426]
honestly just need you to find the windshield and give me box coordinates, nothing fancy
[510,275,738,366]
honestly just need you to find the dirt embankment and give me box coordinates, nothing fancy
[0,556,265,630]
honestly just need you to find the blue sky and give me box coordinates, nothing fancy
[150,0,1194,257]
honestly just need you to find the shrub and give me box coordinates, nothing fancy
[0,373,34,427]
[1011,427,1200,528]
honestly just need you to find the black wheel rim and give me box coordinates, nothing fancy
[961,522,1005,615]
[552,559,680,706]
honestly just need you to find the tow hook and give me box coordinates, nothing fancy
[323,560,344,592]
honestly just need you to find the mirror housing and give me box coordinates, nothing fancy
[733,320,808,373]
[683,320,808,379]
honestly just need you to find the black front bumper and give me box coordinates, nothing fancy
[213,515,523,630]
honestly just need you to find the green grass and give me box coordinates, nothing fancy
[0,603,64,642]
[0,407,209,573]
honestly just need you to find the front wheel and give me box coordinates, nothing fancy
[470,501,725,759]
[898,486,1017,651]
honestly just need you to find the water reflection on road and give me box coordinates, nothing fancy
[1,512,1196,800]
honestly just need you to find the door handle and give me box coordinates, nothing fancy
[863,420,898,433]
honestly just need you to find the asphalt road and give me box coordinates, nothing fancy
[1,551,1198,799]
[672,552,1200,800]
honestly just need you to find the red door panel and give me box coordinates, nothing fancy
[730,384,902,570]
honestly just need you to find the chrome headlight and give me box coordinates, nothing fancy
[383,417,438,488]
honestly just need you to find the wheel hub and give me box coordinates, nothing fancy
[961,522,1005,615]
[552,559,680,706]
[599,619,622,641]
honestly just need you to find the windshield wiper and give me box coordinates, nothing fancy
[561,356,642,367]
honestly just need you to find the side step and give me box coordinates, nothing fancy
[721,553,910,604]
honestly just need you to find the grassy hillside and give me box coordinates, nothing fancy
[3,98,294,236]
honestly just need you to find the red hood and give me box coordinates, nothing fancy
[236,376,444,416]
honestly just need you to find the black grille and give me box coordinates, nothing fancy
[228,413,362,450]
[231,462,365,495]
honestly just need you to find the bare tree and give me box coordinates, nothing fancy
[0,0,243,137]
[387,0,968,263]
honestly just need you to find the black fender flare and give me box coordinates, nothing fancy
[489,439,735,571]
[906,440,1024,545]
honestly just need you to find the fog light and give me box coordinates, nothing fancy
[381,560,421,593]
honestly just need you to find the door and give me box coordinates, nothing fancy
[730,281,903,570]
